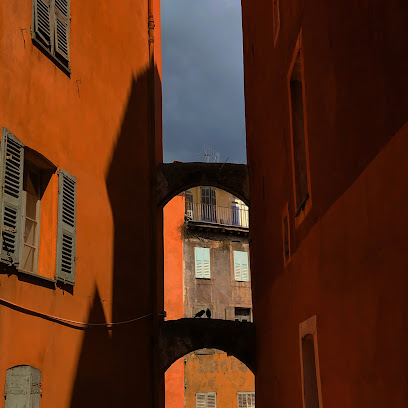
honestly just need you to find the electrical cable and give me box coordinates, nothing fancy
[0,296,156,327]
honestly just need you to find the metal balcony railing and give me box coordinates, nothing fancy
[185,203,249,228]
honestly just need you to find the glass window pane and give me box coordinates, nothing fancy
[21,245,35,272]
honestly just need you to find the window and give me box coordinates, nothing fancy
[20,164,41,274]
[5,365,42,408]
[196,392,216,408]
[273,0,280,46]
[299,316,322,408]
[201,187,216,222]
[195,247,211,278]
[288,31,311,224]
[235,307,252,322]
[238,392,255,408]
[281,203,290,266]
[31,0,71,73]
[233,250,249,281]
[0,128,77,284]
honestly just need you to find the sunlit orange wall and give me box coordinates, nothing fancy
[0,0,161,406]
[241,1,408,407]
[185,353,255,408]
[164,195,185,408]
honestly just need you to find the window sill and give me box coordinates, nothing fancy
[295,196,312,229]
[18,268,56,283]
[32,37,71,77]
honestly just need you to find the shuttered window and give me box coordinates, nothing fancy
[233,251,249,282]
[32,0,70,71]
[238,392,255,408]
[195,247,210,279]
[0,129,24,266]
[56,169,77,284]
[196,392,216,408]
[4,365,42,408]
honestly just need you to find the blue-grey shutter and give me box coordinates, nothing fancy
[56,169,76,284]
[32,0,52,49]
[0,128,24,266]
[4,365,42,408]
[54,0,70,62]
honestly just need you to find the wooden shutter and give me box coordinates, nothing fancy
[203,248,210,278]
[33,0,52,49]
[54,0,70,62]
[56,169,76,284]
[241,252,249,282]
[0,128,24,266]
[5,365,42,408]
[233,251,241,280]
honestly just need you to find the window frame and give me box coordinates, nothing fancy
[287,29,312,228]
[19,164,42,275]
[281,203,291,267]
[299,315,324,408]
[234,307,252,322]
[237,392,255,408]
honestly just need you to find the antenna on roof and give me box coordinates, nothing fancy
[196,146,221,163]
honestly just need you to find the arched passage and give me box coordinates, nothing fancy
[158,318,256,374]
[156,162,250,208]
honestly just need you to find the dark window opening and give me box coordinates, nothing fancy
[200,187,216,222]
[301,335,320,408]
[235,307,251,322]
[290,48,309,214]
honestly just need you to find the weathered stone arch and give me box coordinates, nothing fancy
[158,318,256,374]
[156,162,250,207]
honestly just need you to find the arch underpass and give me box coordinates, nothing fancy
[158,318,256,374]
[156,162,250,207]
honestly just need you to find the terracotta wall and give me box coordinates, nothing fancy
[0,0,161,406]
[241,0,408,407]
[164,196,185,408]
[185,353,255,408]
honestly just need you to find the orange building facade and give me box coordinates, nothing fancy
[164,192,254,408]
[241,0,408,407]
[0,0,162,406]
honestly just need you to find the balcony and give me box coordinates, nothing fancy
[185,203,249,229]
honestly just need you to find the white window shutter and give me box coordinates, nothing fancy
[54,0,70,62]
[195,247,203,278]
[0,128,24,266]
[56,169,77,284]
[233,251,241,281]
[203,248,210,278]
[207,393,216,408]
[241,252,249,282]
[196,393,206,408]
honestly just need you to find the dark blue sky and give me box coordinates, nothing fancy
[161,0,247,164]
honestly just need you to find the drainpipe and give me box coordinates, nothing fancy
[147,2,161,408]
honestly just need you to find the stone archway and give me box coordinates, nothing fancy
[156,162,250,207]
[158,318,256,374]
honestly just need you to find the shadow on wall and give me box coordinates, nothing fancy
[70,65,163,407]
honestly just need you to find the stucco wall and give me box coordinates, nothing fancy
[0,0,162,406]
[241,0,408,407]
